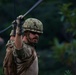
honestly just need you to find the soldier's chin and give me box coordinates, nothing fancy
[33,40,38,44]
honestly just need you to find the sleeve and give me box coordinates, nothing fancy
[6,40,14,47]
[12,42,32,63]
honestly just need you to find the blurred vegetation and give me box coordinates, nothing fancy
[0,0,76,75]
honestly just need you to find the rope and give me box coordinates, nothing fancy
[23,0,43,18]
[0,0,15,34]
[0,0,43,34]
[0,25,12,34]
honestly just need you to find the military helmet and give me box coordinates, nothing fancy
[22,18,43,34]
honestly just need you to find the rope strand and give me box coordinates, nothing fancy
[0,25,12,34]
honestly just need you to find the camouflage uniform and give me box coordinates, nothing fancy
[13,42,38,75]
[3,29,16,75]
[12,18,43,75]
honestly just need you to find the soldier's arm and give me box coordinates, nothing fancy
[14,15,23,50]
[13,16,32,61]
[15,27,22,50]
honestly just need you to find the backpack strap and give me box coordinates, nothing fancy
[17,48,36,75]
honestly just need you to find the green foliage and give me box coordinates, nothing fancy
[59,3,76,36]
[51,2,76,75]
[0,67,4,75]
[64,70,73,75]
[52,38,76,66]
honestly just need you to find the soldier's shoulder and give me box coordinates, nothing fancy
[6,40,14,48]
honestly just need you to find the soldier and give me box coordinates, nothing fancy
[12,16,43,75]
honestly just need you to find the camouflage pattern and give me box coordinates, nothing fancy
[10,30,15,36]
[13,42,38,75]
[6,40,14,47]
[22,18,43,34]
[3,39,16,75]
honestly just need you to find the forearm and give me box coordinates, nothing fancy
[14,15,24,50]
[15,27,22,50]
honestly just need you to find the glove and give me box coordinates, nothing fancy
[15,15,25,35]
[16,15,24,27]
[11,20,17,36]
[10,30,15,36]
[12,20,17,30]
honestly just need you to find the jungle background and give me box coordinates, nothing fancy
[0,0,76,75]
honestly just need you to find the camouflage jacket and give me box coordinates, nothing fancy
[13,42,38,75]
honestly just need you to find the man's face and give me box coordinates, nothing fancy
[27,31,40,44]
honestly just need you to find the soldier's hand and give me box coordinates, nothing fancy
[16,15,24,27]
[14,15,25,35]
[12,20,17,30]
